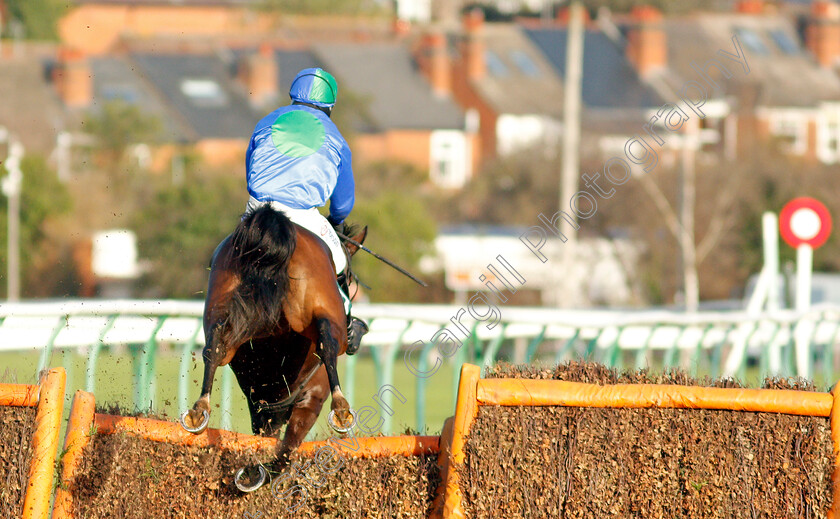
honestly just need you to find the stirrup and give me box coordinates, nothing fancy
[346,317,368,355]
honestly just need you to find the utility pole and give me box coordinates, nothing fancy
[2,138,22,301]
[678,117,699,313]
[558,0,584,306]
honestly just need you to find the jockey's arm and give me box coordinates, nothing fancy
[328,145,354,226]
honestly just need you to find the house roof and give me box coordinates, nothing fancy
[470,24,565,117]
[273,49,323,97]
[664,13,840,108]
[525,26,664,110]
[89,56,185,141]
[0,53,66,153]
[312,42,465,132]
[128,52,261,140]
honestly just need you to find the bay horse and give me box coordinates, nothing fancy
[179,204,366,491]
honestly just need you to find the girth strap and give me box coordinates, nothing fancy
[254,362,322,413]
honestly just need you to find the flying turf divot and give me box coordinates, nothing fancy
[0,368,66,519]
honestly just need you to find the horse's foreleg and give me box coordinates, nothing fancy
[315,317,354,432]
[181,326,227,434]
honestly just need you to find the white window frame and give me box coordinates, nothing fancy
[430,130,470,189]
[817,102,840,164]
[496,114,560,157]
[766,108,809,156]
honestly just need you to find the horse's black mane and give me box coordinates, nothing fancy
[224,206,297,345]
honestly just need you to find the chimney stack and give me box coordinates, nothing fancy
[418,32,451,97]
[735,0,764,14]
[461,8,485,82]
[555,6,591,25]
[393,18,411,37]
[53,47,92,108]
[625,6,666,76]
[807,1,840,68]
[238,43,278,107]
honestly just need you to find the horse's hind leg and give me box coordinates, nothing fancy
[316,317,354,432]
[270,370,329,471]
[235,371,329,492]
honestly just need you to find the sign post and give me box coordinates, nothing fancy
[779,197,832,379]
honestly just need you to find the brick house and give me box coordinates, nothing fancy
[58,0,271,55]
[313,42,478,188]
[659,1,840,163]
[45,38,477,187]
[415,10,565,164]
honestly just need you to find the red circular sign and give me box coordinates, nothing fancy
[780,197,832,249]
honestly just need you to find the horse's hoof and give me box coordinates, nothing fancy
[234,465,268,493]
[327,408,357,434]
[179,409,209,434]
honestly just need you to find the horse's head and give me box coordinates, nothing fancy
[343,224,367,258]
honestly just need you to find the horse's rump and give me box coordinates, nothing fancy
[224,205,297,345]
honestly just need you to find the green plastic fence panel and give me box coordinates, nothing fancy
[603,327,623,368]
[583,328,603,361]
[806,318,821,380]
[738,323,761,381]
[221,365,234,430]
[823,320,840,385]
[690,324,714,377]
[758,322,781,381]
[415,330,448,433]
[710,325,735,379]
[453,328,471,407]
[343,318,374,408]
[525,326,547,362]
[37,316,66,375]
[555,328,580,363]
[133,317,166,411]
[470,322,481,363]
[634,324,660,370]
[780,323,795,378]
[178,322,203,413]
[343,350,357,408]
[86,315,118,393]
[371,320,411,435]
[663,325,690,370]
[130,344,144,411]
[480,324,509,375]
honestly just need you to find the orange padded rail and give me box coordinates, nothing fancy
[434,364,480,519]
[830,383,840,519]
[52,391,97,519]
[476,379,834,416]
[0,382,40,407]
[22,368,66,519]
[91,413,439,457]
[94,413,278,451]
[300,435,439,457]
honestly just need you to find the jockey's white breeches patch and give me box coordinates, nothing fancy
[245,197,346,275]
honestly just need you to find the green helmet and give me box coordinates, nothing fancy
[289,67,338,108]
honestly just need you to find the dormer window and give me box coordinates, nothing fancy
[180,79,227,107]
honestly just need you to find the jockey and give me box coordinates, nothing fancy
[244,67,368,354]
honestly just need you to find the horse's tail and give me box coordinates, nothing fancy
[225,205,297,345]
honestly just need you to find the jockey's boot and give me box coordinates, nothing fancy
[337,272,368,355]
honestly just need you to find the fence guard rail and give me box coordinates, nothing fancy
[2,300,840,434]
